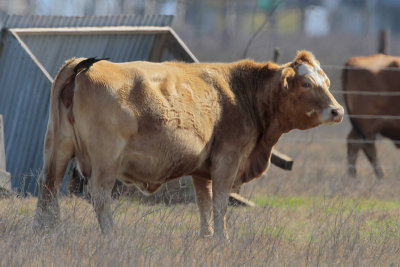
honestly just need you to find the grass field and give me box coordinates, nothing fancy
[1,121,400,266]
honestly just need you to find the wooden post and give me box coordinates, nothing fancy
[0,115,5,171]
[0,115,11,192]
[271,149,293,170]
[273,47,280,63]
[148,33,168,62]
[378,29,390,54]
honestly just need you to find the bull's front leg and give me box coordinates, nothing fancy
[211,152,240,239]
[88,162,119,234]
[192,176,213,237]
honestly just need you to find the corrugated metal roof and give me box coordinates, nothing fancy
[13,27,197,78]
[1,14,173,29]
[0,15,198,195]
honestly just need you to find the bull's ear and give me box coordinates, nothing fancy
[281,67,295,90]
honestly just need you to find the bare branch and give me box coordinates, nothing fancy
[241,0,283,59]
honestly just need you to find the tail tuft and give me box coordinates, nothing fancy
[73,57,110,74]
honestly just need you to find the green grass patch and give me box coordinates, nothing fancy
[252,194,316,208]
[365,217,400,238]
[253,194,400,212]
[14,206,34,217]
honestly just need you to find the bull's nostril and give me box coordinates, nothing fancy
[331,109,339,117]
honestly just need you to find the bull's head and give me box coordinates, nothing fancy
[279,50,343,130]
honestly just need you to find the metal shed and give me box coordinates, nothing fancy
[0,14,198,195]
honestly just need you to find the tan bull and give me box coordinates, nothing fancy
[34,51,343,238]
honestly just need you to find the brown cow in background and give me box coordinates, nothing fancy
[34,51,343,238]
[343,54,400,178]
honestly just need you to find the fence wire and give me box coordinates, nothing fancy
[282,138,400,145]
[345,114,400,120]
[332,91,400,96]
[322,64,400,71]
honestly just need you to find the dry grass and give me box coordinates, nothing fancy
[1,121,400,266]
[0,193,399,266]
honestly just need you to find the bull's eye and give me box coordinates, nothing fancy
[301,82,312,88]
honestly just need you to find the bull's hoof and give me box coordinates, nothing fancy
[348,167,356,178]
[198,233,231,243]
[32,220,43,234]
[98,218,114,234]
[199,234,213,239]
[213,232,230,242]
[32,218,60,233]
[199,228,213,238]
[100,225,114,235]
[33,209,61,233]
[375,171,384,179]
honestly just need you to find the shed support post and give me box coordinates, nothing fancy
[0,115,11,192]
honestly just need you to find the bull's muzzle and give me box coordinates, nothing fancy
[321,105,344,124]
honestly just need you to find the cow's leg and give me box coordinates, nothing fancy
[211,153,239,239]
[88,164,117,234]
[34,136,74,231]
[362,141,384,178]
[347,129,361,177]
[192,176,213,237]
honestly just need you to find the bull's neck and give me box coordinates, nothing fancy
[259,74,293,137]
[229,60,285,138]
[229,61,267,133]
[229,61,288,183]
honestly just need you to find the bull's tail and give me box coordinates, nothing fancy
[46,57,108,158]
[73,57,109,74]
[342,63,366,139]
[50,57,108,126]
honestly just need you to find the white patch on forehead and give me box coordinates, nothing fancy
[297,63,327,87]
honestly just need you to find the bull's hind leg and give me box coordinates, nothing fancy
[88,163,118,234]
[192,176,213,237]
[362,140,384,178]
[34,135,74,231]
[347,129,362,177]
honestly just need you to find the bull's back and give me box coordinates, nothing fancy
[343,54,400,137]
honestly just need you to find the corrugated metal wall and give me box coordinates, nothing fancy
[0,30,52,193]
[19,32,157,77]
[0,14,182,195]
